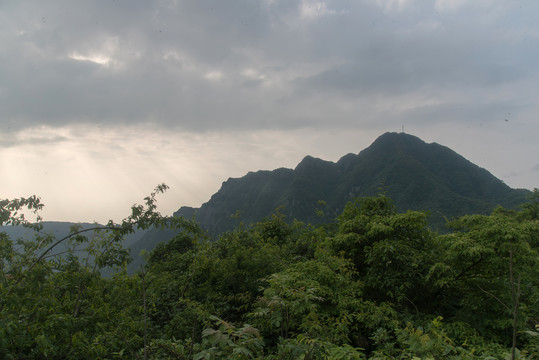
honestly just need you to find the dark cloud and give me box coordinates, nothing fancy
[1,0,538,134]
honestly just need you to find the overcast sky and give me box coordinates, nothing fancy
[1,0,538,223]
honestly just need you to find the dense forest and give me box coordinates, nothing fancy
[1,184,539,359]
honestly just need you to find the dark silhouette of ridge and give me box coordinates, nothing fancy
[171,132,529,235]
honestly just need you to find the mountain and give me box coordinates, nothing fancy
[8,132,527,274]
[173,132,530,234]
[1,221,148,276]
[1,222,147,248]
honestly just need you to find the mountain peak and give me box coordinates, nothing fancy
[361,132,428,155]
[295,155,335,172]
[173,133,529,235]
[377,131,422,142]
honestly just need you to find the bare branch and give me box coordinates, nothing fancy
[476,284,511,312]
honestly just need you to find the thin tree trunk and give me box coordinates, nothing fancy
[141,269,148,360]
[510,245,521,360]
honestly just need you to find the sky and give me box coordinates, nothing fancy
[1,0,538,223]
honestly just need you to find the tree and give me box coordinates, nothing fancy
[330,195,435,310]
[519,188,539,221]
[247,249,366,356]
[428,207,539,353]
[0,184,199,359]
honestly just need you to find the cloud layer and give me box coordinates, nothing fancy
[3,0,538,131]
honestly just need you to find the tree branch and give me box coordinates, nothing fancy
[476,284,511,312]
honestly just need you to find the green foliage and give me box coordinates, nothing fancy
[0,185,199,359]
[193,316,264,360]
[331,195,435,310]
[427,210,539,343]
[519,188,539,221]
[1,189,538,359]
[0,195,43,228]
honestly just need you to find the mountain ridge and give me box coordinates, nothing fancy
[7,132,527,274]
[173,132,530,235]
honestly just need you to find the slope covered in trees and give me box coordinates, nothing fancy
[1,187,538,359]
[175,132,529,235]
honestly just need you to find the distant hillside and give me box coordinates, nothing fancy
[174,132,530,235]
[1,221,147,276]
[1,222,146,248]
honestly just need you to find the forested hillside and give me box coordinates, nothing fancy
[1,186,538,359]
[175,132,529,235]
